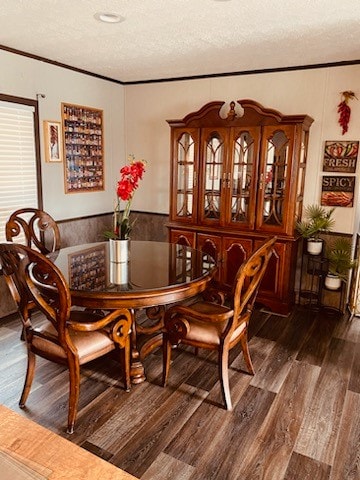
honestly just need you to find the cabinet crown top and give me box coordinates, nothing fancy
[167,99,314,129]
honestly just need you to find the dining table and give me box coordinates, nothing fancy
[51,240,216,383]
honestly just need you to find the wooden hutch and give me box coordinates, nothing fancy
[166,99,314,315]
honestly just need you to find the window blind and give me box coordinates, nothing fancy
[0,101,38,242]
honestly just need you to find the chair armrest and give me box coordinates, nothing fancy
[68,308,131,332]
[164,312,190,345]
[165,303,233,325]
[202,286,226,305]
[109,309,132,348]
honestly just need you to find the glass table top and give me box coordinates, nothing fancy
[52,241,216,293]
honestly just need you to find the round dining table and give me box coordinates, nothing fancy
[52,240,216,382]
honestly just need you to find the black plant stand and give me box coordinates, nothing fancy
[299,251,328,310]
[321,278,346,315]
[299,248,346,315]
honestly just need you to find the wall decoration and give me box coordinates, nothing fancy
[61,103,104,193]
[323,140,359,173]
[337,90,357,135]
[43,120,62,163]
[321,175,355,207]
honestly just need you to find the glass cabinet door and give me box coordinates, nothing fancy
[295,128,309,222]
[226,127,260,230]
[256,125,295,233]
[198,128,228,226]
[171,128,199,223]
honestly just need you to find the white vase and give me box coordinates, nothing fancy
[307,238,323,255]
[109,238,130,263]
[324,273,341,290]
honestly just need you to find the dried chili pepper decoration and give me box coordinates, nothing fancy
[337,90,357,135]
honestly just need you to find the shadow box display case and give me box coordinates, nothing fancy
[61,103,104,193]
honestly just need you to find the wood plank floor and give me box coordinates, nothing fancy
[0,306,359,480]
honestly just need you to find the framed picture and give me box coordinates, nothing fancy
[321,175,355,207]
[43,120,63,163]
[323,140,359,173]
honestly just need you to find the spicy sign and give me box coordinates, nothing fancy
[321,175,355,207]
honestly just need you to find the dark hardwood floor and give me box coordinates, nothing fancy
[0,305,359,479]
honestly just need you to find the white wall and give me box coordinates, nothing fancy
[0,50,125,221]
[1,48,359,234]
[125,65,360,234]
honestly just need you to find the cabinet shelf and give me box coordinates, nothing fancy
[263,193,285,200]
[231,191,250,197]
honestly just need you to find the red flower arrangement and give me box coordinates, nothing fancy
[105,155,146,240]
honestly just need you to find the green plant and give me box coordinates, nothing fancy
[296,204,335,240]
[326,237,357,279]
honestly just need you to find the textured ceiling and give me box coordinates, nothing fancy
[1,0,360,83]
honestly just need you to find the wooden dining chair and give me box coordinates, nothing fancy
[5,208,61,339]
[0,243,132,434]
[162,236,277,410]
[6,208,61,254]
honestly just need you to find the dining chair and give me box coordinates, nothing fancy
[0,243,132,434]
[162,236,277,410]
[5,208,61,340]
[5,208,61,254]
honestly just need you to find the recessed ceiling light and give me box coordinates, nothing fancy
[94,12,125,24]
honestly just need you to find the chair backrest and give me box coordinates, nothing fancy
[0,243,71,345]
[232,236,277,327]
[0,243,31,324]
[6,208,61,254]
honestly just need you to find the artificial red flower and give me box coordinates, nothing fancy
[104,155,147,240]
[130,162,145,181]
[117,179,134,201]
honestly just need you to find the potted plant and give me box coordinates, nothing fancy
[325,237,357,290]
[296,204,335,255]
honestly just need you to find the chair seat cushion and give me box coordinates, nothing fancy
[181,301,246,346]
[31,311,115,364]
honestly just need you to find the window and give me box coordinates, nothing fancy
[0,95,42,242]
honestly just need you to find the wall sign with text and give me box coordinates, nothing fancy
[321,175,355,207]
[323,140,358,173]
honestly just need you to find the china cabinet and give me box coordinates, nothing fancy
[167,99,314,314]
